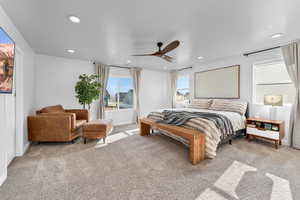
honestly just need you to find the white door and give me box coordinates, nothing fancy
[5,51,18,166]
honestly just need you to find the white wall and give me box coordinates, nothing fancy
[0,5,36,186]
[189,49,291,144]
[35,55,98,119]
[140,69,171,117]
[35,55,171,126]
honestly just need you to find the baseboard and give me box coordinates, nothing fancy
[16,142,30,157]
[22,142,30,156]
[0,171,7,187]
[0,142,30,187]
[282,139,289,146]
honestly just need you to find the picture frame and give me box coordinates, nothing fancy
[194,65,240,99]
[0,27,16,94]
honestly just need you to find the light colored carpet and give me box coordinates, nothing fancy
[0,124,300,200]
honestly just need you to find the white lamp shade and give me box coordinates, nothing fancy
[264,95,283,106]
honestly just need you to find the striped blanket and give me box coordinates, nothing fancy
[148,110,235,158]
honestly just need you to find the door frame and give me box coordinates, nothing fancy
[15,46,25,157]
[5,51,17,165]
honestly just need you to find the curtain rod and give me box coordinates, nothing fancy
[93,62,131,69]
[110,65,131,69]
[178,66,192,71]
[243,46,281,57]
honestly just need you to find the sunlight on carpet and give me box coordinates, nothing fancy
[196,160,293,200]
[95,128,139,149]
[126,128,139,135]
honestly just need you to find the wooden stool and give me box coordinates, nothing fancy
[82,119,113,144]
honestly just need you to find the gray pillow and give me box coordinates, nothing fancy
[187,99,212,109]
[209,99,247,115]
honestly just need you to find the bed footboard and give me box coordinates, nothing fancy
[139,118,205,165]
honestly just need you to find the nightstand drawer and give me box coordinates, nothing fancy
[247,127,279,140]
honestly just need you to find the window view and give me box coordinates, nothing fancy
[176,75,190,103]
[105,77,134,110]
[253,61,295,104]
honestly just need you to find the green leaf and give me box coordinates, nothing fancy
[75,74,101,109]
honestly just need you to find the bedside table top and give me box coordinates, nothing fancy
[247,117,284,125]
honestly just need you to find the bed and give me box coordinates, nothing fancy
[140,99,248,164]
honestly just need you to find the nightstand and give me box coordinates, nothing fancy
[246,118,285,149]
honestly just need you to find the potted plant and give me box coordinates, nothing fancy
[75,74,101,109]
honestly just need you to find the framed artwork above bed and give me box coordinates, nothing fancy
[194,65,240,99]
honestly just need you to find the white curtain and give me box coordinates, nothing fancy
[170,70,178,108]
[130,67,142,122]
[281,41,300,149]
[95,63,110,119]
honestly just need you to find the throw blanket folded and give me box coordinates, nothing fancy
[147,110,235,158]
[158,110,234,138]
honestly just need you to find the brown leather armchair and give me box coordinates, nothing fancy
[28,105,90,142]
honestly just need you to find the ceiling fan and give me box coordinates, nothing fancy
[131,40,180,62]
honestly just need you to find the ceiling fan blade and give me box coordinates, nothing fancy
[161,40,180,54]
[161,55,174,62]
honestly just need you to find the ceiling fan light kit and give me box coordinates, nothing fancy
[132,40,180,63]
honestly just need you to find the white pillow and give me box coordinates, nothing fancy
[209,99,247,115]
[187,99,212,109]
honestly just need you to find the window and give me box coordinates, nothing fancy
[253,60,295,104]
[105,77,134,111]
[176,75,190,103]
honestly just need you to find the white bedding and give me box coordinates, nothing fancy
[156,108,246,131]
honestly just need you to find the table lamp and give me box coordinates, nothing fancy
[264,95,283,120]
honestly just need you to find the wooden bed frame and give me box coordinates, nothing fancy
[139,118,205,165]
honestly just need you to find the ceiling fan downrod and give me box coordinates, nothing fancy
[157,42,163,52]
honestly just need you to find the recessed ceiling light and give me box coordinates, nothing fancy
[68,15,81,23]
[197,56,204,60]
[67,49,75,54]
[126,60,131,64]
[271,33,283,39]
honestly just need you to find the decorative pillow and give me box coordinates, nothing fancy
[209,99,247,115]
[187,99,212,109]
[39,105,65,113]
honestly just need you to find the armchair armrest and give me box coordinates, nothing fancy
[28,113,75,142]
[65,109,90,122]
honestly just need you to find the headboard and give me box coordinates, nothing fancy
[194,65,240,99]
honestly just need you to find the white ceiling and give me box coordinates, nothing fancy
[1,0,300,70]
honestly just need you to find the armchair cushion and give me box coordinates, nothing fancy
[65,109,90,122]
[39,105,65,114]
